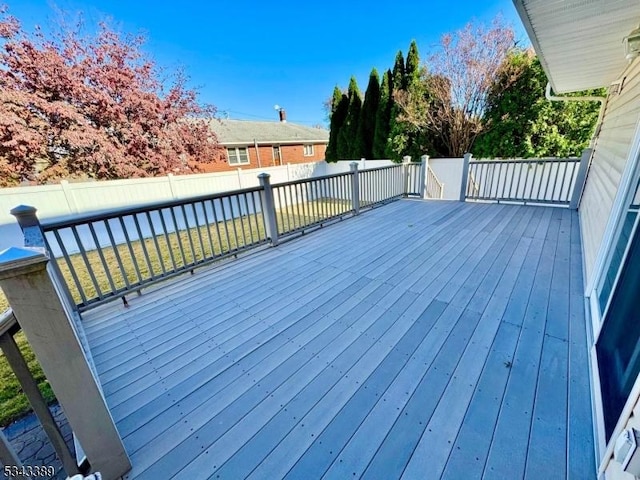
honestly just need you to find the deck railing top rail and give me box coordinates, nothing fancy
[468,157,579,165]
[39,185,264,230]
[267,170,352,188]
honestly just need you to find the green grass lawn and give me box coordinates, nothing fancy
[0,197,353,426]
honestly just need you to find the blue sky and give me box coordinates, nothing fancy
[9,1,527,127]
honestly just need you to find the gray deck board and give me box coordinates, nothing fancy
[400,220,535,479]
[483,207,561,479]
[567,210,596,479]
[112,269,357,422]
[440,320,522,478]
[79,199,595,479]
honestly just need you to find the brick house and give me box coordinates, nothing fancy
[204,115,328,173]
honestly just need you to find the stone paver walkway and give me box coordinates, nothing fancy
[2,404,74,480]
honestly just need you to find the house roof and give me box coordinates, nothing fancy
[513,0,640,93]
[209,119,329,146]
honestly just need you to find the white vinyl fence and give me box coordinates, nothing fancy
[428,158,465,200]
[0,159,395,250]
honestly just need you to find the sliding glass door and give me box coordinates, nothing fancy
[596,178,640,440]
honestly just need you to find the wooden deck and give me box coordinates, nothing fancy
[81,199,595,479]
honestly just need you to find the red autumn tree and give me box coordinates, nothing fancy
[0,6,222,187]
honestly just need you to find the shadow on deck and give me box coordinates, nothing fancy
[81,199,595,479]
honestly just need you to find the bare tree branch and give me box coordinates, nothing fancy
[394,16,515,157]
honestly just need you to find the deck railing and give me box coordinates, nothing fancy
[360,164,408,206]
[20,187,269,311]
[426,165,444,199]
[0,309,81,478]
[0,249,131,479]
[460,149,592,208]
[272,171,354,238]
[10,160,427,312]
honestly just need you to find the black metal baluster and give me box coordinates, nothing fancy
[87,222,117,294]
[71,225,104,300]
[145,211,167,275]
[53,229,87,305]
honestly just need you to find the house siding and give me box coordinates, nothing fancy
[197,143,327,173]
[579,59,640,287]
[604,395,640,480]
[579,59,640,480]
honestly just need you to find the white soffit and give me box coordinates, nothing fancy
[513,0,640,93]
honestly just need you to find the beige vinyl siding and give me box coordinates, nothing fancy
[579,60,640,287]
[603,394,640,479]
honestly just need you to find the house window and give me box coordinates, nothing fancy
[273,146,281,164]
[597,218,640,440]
[303,145,314,156]
[227,147,250,166]
[596,176,640,441]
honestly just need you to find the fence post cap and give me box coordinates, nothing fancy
[402,156,411,163]
[420,155,429,163]
[10,205,37,217]
[0,247,48,279]
[257,173,271,178]
[349,162,359,170]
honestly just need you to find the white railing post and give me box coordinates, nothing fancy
[350,162,360,215]
[258,173,279,246]
[460,153,472,202]
[402,156,411,196]
[570,148,593,209]
[420,155,429,199]
[0,248,131,480]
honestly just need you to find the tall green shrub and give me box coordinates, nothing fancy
[405,40,420,89]
[473,51,603,158]
[355,68,381,160]
[373,70,393,159]
[326,86,348,162]
[337,76,362,160]
[385,51,406,160]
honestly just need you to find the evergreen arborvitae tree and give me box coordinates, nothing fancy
[391,50,405,89]
[386,51,406,160]
[393,40,430,160]
[337,76,362,160]
[330,85,342,116]
[326,86,348,162]
[355,68,381,159]
[373,69,393,159]
[386,42,434,161]
[405,40,420,89]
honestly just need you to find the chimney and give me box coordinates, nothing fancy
[278,108,287,123]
